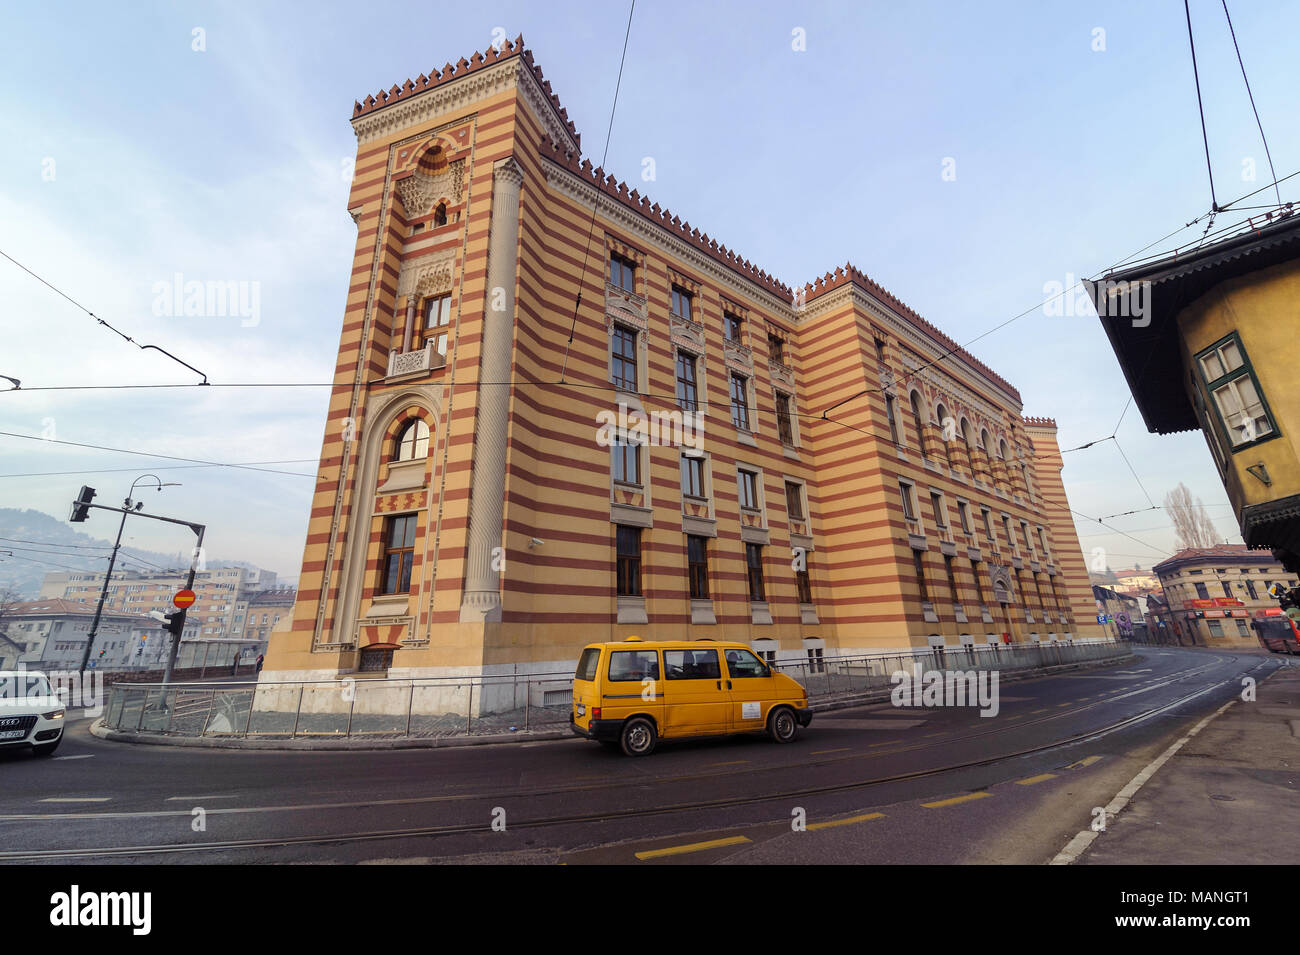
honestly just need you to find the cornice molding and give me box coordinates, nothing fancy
[352,60,578,151]
[798,282,1021,412]
[544,162,796,317]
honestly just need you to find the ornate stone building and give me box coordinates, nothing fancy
[263,39,1103,683]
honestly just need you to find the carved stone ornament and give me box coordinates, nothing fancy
[397,250,457,298]
[395,159,465,218]
[723,339,754,375]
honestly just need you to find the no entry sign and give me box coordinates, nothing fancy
[173,589,196,609]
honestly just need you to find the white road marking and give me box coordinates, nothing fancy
[52,755,94,761]
[40,797,110,803]
[164,795,238,802]
[1050,698,1235,865]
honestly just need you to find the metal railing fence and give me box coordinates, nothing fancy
[101,639,1129,741]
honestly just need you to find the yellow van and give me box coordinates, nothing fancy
[569,637,812,756]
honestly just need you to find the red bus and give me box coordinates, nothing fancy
[1253,610,1300,655]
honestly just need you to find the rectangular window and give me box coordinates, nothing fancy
[982,507,995,543]
[1022,521,1033,552]
[724,312,743,342]
[738,469,760,510]
[785,481,805,520]
[730,373,751,430]
[421,293,452,355]
[957,501,972,535]
[944,555,961,605]
[687,535,709,600]
[612,323,638,392]
[899,481,918,521]
[746,543,766,601]
[681,454,706,498]
[1246,579,1258,600]
[931,492,948,528]
[609,649,659,682]
[1038,526,1049,555]
[1222,582,1233,599]
[1208,619,1224,638]
[1195,582,1209,600]
[775,391,794,445]
[670,285,693,321]
[769,334,786,365]
[970,559,987,605]
[380,515,417,595]
[796,561,813,604]
[913,550,930,603]
[874,337,887,362]
[1004,516,1016,552]
[675,351,698,412]
[1196,333,1276,448]
[613,436,640,485]
[608,252,636,293]
[616,526,642,596]
[885,394,900,444]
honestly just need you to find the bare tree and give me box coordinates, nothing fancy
[1164,483,1221,551]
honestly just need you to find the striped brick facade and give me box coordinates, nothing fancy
[263,38,1102,683]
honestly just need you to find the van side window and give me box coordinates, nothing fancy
[723,648,768,678]
[575,648,601,681]
[608,650,660,682]
[663,648,721,680]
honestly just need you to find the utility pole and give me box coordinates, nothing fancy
[68,475,196,674]
[162,523,205,687]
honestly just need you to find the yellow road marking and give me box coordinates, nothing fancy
[1030,708,1049,714]
[635,836,751,860]
[922,792,992,809]
[811,748,851,755]
[1015,773,1058,786]
[924,731,944,737]
[710,760,748,767]
[807,812,885,831]
[1065,755,1103,770]
[40,797,110,803]
[1057,702,1072,707]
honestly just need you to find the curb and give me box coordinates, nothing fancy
[89,652,1137,752]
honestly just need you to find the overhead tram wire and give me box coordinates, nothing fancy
[1222,0,1282,208]
[0,248,210,385]
[1184,0,1220,212]
[558,0,637,384]
[0,431,317,478]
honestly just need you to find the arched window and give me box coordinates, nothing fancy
[395,419,430,461]
[960,418,975,471]
[433,203,447,227]
[909,391,927,456]
[934,403,951,465]
[978,428,991,480]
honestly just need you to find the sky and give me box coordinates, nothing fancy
[2,0,1297,586]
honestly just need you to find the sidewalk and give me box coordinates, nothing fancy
[1075,662,1300,865]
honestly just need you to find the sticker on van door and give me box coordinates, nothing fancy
[742,702,761,720]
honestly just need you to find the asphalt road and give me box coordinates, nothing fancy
[0,646,1281,865]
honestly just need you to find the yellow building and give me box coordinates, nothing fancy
[263,39,1103,683]
[1152,544,1298,648]
[1089,214,1300,574]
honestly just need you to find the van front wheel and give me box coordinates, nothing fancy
[767,707,798,743]
[620,717,657,757]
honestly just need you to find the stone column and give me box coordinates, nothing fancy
[403,300,416,353]
[460,157,523,622]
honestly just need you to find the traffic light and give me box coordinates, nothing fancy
[69,485,97,523]
[163,609,186,638]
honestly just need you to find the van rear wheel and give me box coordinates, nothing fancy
[767,706,798,743]
[620,717,657,757]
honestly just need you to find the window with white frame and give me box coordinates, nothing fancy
[1196,333,1277,448]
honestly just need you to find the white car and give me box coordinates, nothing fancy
[0,671,65,757]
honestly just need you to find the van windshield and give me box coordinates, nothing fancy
[574,648,601,682]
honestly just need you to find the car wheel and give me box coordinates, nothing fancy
[767,706,798,743]
[32,738,61,757]
[620,717,657,757]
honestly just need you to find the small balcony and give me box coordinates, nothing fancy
[386,342,445,379]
